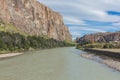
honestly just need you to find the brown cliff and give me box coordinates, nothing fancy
[0,0,72,41]
[76,32,120,43]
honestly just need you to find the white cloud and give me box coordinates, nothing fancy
[63,17,87,25]
[112,22,120,26]
[71,32,81,36]
[68,26,106,38]
[39,0,120,38]
[39,0,120,22]
[69,26,106,33]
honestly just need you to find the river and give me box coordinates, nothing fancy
[0,47,120,80]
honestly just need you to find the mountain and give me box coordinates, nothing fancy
[0,0,72,41]
[76,32,120,43]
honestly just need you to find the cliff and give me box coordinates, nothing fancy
[76,32,120,43]
[0,0,72,41]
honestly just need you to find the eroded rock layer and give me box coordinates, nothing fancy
[76,32,120,43]
[0,0,72,41]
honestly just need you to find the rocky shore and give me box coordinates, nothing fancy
[84,48,120,59]
[81,52,120,72]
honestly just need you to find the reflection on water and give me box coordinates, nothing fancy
[0,47,120,80]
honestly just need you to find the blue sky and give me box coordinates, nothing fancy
[39,0,120,39]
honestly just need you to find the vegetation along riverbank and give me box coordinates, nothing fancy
[0,31,75,54]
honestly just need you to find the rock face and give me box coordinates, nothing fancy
[76,32,120,43]
[0,0,72,41]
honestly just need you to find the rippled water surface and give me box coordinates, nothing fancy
[0,47,120,80]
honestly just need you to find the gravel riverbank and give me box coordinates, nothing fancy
[81,53,120,72]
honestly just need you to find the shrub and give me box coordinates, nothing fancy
[0,31,74,53]
[77,42,120,49]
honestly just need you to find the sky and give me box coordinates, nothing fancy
[39,0,120,39]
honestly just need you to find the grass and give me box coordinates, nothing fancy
[77,42,120,49]
[0,21,28,36]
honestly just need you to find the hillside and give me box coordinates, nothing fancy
[0,0,72,41]
[76,32,120,43]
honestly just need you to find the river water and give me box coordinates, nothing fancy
[0,47,120,80]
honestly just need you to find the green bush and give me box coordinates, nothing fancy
[0,31,74,53]
[77,42,120,49]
